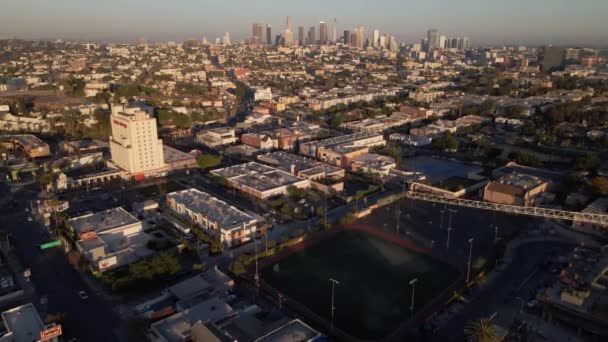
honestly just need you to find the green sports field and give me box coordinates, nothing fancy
[261,229,460,340]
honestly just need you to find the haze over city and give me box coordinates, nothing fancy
[1,0,608,46]
[1,1,608,342]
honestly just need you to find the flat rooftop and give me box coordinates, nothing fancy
[167,188,256,230]
[68,207,140,235]
[495,173,546,190]
[211,162,307,192]
[151,297,234,342]
[254,319,322,342]
[163,145,196,163]
[258,151,343,175]
[1,303,45,342]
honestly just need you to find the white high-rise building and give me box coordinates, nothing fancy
[110,106,165,177]
[373,29,380,48]
[332,18,337,44]
[439,35,446,50]
[223,32,231,46]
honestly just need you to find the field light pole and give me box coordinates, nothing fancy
[446,226,453,250]
[329,278,340,330]
[409,278,418,316]
[466,238,474,283]
[447,208,457,228]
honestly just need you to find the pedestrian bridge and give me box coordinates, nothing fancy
[405,191,608,226]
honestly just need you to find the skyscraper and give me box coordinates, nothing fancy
[319,22,328,45]
[541,45,565,71]
[427,28,439,52]
[223,32,230,46]
[298,26,304,46]
[462,36,470,50]
[266,25,272,45]
[353,26,365,48]
[332,18,337,44]
[252,23,263,45]
[284,16,294,47]
[372,29,380,48]
[439,35,446,50]
[343,30,351,47]
[308,26,316,45]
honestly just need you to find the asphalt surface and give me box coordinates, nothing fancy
[1,191,121,342]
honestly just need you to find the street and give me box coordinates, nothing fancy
[1,194,122,342]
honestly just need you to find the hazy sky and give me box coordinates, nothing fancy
[1,0,607,46]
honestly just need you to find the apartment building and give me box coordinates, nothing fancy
[167,188,259,246]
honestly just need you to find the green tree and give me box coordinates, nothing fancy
[591,177,608,196]
[210,239,224,255]
[196,155,222,169]
[464,318,496,342]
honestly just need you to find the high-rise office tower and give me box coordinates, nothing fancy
[319,22,328,45]
[343,30,351,47]
[372,29,380,48]
[110,106,165,176]
[284,16,294,46]
[266,25,272,45]
[379,35,386,49]
[421,37,428,52]
[332,18,337,44]
[439,35,446,50]
[298,26,304,46]
[427,28,439,52]
[223,32,231,46]
[541,45,565,71]
[286,16,292,31]
[308,26,316,45]
[462,36,470,50]
[353,26,365,48]
[252,23,263,44]
[389,36,398,51]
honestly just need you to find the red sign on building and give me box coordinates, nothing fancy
[40,325,62,341]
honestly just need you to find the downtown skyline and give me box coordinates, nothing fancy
[1,0,607,47]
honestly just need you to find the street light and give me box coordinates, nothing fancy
[494,225,499,243]
[466,238,474,283]
[439,209,445,231]
[409,278,418,315]
[329,278,340,329]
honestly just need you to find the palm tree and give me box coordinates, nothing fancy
[464,318,496,342]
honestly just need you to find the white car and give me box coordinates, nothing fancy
[78,290,88,300]
[27,217,33,222]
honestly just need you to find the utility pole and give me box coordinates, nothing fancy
[254,240,260,293]
[329,278,340,330]
[324,192,328,229]
[409,278,418,316]
[467,238,474,283]
[494,225,499,243]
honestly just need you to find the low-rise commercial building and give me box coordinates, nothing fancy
[483,173,550,206]
[211,162,310,200]
[299,132,385,168]
[167,188,259,246]
[0,134,51,158]
[1,303,59,342]
[196,127,237,148]
[68,207,153,271]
